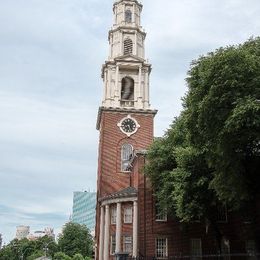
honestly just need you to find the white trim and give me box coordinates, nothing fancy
[155,237,168,258]
[110,234,116,255]
[101,197,137,207]
[123,235,133,254]
[190,238,202,260]
[111,207,117,225]
[124,206,133,223]
[117,115,140,137]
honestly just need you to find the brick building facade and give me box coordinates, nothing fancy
[95,1,259,259]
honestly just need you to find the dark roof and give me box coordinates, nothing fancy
[100,187,137,202]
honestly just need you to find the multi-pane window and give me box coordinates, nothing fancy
[221,239,230,260]
[123,236,132,253]
[156,238,168,258]
[124,38,133,55]
[242,204,253,224]
[121,144,133,172]
[125,9,132,23]
[191,239,202,260]
[246,240,257,260]
[124,206,133,223]
[155,202,167,221]
[110,234,116,255]
[217,203,228,222]
[111,207,117,224]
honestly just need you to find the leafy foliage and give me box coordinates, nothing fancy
[185,37,260,206]
[58,223,93,258]
[27,250,45,260]
[0,223,93,259]
[53,252,72,260]
[72,253,85,260]
[145,37,260,225]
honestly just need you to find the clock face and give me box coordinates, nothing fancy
[121,118,136,133]
[117,115,140,136]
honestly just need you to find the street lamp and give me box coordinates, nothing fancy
[43,241,54,257]
[20,247,31,260]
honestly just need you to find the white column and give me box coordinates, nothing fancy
[138,66,142,97]
[132,4,135,24]
[115,65,120,107]
[123,3,126,25]
[103,205,110,260]
[120,32,124,55]
[98,206,105,260]
[115,65,119,97]
[109,35,112,59]
[115,203,122,253]
[133,201,138,257]
[137,66,142,108]
[144,69,149,108]
[134,31,137,56]
[107,68,111,100]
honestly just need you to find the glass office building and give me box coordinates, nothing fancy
[72,191,96,232]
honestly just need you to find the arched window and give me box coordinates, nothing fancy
[125,9,132,23]
[121,144,133,172]
[121,77,134,100]
[124,38,133,55]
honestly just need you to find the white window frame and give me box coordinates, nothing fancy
[221,238,230,260]
[246,240,257,259]
[111,207,117,225]
[124,206,133,224]
[155,237,168,258]
[121,144,133,172]
[191,238,202,260]
[123,235,132,254]
[155,203,167,222]
[110,234,116,255]
[217,204,228,223]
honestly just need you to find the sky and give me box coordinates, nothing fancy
[0,0,259,244]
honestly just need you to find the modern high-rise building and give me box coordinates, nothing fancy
[72,191,96,232]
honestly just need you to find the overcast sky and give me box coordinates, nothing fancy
[0,0,259,244]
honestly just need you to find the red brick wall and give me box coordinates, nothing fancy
[95,108,259,259]
[95,109,155,260]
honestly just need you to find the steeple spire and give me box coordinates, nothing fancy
[101,0,151,110]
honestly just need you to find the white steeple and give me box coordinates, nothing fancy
[101,0,151,110]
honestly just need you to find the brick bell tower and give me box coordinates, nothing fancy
[95,0,157,259]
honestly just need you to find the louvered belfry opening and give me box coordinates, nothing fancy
[124,38,133,55]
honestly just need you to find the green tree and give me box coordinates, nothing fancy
[58,222,93,258]
[0,245,16,260]
[145,37,260,252]
[53,252,72,260]
[34,235,58,257]
[0,236,58,260]
[72,253,85,260]
[185,37,260,206]
[27,250,45,260]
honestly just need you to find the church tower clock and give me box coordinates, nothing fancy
[95,1,157,259]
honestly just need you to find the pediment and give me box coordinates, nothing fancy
[115,54,145,63]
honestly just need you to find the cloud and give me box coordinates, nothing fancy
[0,0,260,244]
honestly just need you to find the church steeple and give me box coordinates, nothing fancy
[101,0,151,110]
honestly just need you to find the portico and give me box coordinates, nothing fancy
[98,187,138,260]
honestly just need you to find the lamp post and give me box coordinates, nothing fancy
[20,247,31,260]
[43,241,54,257]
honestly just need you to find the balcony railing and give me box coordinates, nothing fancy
[121,100,135,108]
